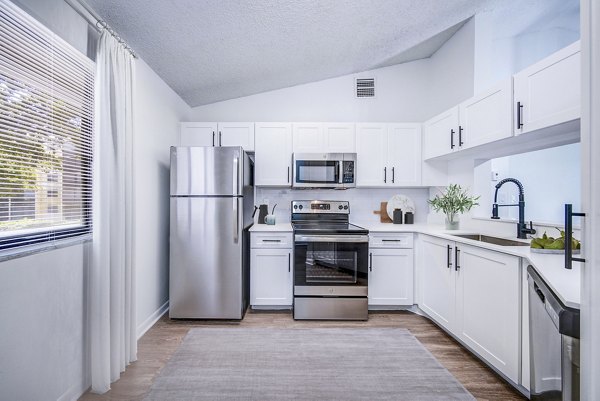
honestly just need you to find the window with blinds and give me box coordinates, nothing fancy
[0,1,94,251]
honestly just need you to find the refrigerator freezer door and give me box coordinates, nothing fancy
[169,196,244,319]
[170,146,243,196]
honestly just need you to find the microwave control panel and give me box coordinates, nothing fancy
[342,161,355,184]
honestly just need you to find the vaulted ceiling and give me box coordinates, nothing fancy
[85,0,574,107]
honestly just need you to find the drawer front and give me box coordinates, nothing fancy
[251,232,293,248]
[369,233,413,248]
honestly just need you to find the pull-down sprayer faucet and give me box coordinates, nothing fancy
[491,178,536,239]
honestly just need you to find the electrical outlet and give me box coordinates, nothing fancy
[491,171,499,181]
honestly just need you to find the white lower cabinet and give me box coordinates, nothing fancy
[455,243,520,383]
[419,235,456,331]
[250,233,293,307]
[418,235,521,383]
[368,233,414,307]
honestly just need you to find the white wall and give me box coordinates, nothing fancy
[188,59,432,122]
[256,187,430,226]
[426,18,475,118]
[0,243,91,401]
[133,59,190,337]
[473,143,581,225]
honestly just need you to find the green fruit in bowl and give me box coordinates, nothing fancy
[545,238,565,250]
[530,228,581,250]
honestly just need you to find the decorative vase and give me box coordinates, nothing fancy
[445,214,459,230]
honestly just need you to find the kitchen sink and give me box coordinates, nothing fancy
[450,234,530,247]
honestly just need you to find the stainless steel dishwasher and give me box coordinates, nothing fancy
[528,265,580,401]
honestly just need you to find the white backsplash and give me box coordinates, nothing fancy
[254,187,431,224]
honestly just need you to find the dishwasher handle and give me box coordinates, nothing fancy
[534,282,545,303]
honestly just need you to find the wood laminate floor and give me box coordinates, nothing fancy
[79,310,527,401]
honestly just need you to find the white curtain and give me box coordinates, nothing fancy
[90,31,136,393]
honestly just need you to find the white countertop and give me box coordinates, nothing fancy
[354,221,581,309]
[249,223,293,232]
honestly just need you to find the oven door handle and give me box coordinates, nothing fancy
[294,235,369,243]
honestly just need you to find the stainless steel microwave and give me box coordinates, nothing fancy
[292,153,356,189]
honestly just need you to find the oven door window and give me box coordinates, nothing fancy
[294,240,368,286]
[295,160,339,184]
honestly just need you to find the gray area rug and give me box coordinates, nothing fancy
[144,327,475,401]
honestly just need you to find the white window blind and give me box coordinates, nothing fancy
[0,0,94,251]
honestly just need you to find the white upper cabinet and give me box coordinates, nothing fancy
[423,81,513,159]
[255,123,292,186]
[323,123,356,152]
[458,79,513,150]
[292,123,324,153]
[356,124,387,186]
[180,122,217,147]
[387,124,422,186]
[422,107,459,160]
[514,41,581,135]
[217,122,255,151]
[180,122,255,151]
[292,123,355,153]
[356,123,422,187]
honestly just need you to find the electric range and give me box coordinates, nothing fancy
[291,200,369,320]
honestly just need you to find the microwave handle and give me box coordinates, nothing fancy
[338,161,343,184]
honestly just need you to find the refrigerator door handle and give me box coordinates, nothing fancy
[233,157,239,195]
[233,197,239,243]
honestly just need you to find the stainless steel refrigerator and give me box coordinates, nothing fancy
[169,146,254,319]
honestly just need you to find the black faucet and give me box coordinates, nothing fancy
[491,178,536,239]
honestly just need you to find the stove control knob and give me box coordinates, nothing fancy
[338,205,343,210]
[299,205,303,210]
[343,205,349,210]
[293,205,298,210]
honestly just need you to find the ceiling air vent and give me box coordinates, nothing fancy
[356,78,375,98]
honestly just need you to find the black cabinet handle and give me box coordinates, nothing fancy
[517,102,524,129]
[219,131,222,146]
[382,239,402,242]
[565,204,585,269]
[450,129,455,149]
[262,239,281,242]
[458,126,464,146]
[392,167,395,183]
[212,131,215,146]
[288,253,291,272]
[384,167,387,183]
[447,245,453,268]
[369,253,373,272]
[287,166,290,183]
[455,247,460,271]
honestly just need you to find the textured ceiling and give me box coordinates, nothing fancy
[85,0,572,107]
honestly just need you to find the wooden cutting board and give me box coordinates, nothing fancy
[374,202,393,223]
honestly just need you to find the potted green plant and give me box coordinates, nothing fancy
[428,184,480,230]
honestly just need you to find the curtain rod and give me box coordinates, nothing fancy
[64,0,137,58]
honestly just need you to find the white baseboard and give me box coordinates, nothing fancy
[137,300,169,340]
[57,378,90,401]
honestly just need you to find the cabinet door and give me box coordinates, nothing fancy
[292,123,324,153]
[419,235,455,331]
[455,244,520,382]
[250,248,293,306]
[458,79,513,150]
[217,122,255,151]
[422,107,459,160]
[369,248,414,306]
[387,124,422,186]
[514,41,580,135]
[255,123,292,186]
[355,123,387,186]
[323,123,356,152]
[180,122,217,146]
